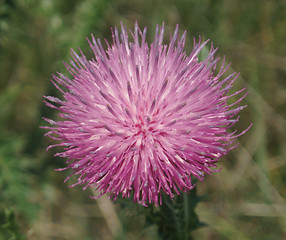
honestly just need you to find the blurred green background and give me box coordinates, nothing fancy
[1,0,286,239]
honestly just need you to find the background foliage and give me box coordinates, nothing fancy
[1,0,286,239]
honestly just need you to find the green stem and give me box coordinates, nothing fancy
[184,192,191,240]
[145,186,204,240]
[164,197,184,240]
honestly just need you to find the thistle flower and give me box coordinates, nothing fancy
[43,23,250,206]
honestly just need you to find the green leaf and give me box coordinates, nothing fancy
[0,208,25,240]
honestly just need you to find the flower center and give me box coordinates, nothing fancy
[129,114,157,149]
[135,115,153,135]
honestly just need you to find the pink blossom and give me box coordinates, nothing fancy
[43,23,250,206]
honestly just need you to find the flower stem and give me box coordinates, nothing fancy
[146,186,203,240]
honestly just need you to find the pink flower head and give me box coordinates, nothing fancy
[43,23,250,206]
